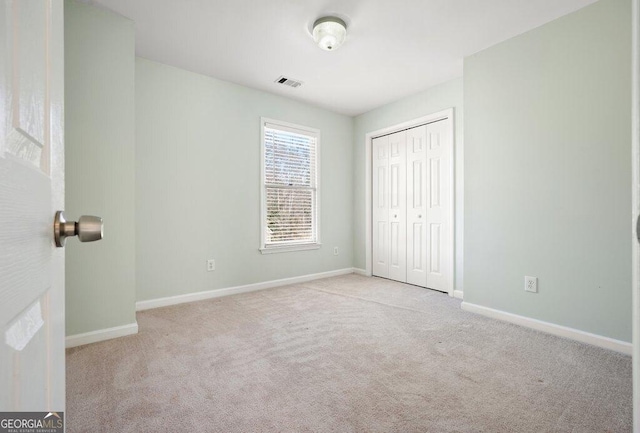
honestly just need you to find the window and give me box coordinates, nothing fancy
[260,118,320,253]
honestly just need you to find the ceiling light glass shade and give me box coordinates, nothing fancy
[313,17,347,51]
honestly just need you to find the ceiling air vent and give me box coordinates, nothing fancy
[275,76,303,88]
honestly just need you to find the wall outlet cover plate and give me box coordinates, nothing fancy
[525,276,537,293]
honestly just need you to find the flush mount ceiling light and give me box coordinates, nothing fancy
[312,16,347,51]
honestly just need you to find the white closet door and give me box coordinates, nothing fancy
[372,135,390,278]
[426,119,451,292]
[388,131,407,282]
[406,125,428,287]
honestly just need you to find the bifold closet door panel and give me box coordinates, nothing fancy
[372,135,390,278]
[406,125,428,287]
[388,131,407,283]
[426,119,451,292]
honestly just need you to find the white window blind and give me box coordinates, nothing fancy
[261,120,319,251]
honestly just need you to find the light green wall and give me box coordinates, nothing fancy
[464,0,631,341]
[65,0,632,345]
[135,58,354,301]
[353,79,465,290]
[64,1,137,335]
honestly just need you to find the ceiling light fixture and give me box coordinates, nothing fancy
[312,16,347,51]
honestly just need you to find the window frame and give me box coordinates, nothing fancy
[260,117,321,254]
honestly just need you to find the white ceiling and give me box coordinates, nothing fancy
[87,0,597,116]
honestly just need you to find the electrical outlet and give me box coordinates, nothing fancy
[333,247,339,256]
[525,276,537,293]
[207,259,215,272]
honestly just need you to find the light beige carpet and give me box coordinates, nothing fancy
[66,274,632,432]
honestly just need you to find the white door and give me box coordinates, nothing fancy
[372,135,389,278]
[373,131,407,283]
[425,119,451,292]
[388,131,407,282]
[632,1,640,429]
[371,119,451,291]
[0,0,65,411]
[407,125,427,286]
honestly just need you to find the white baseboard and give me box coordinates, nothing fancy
[65,322,138,348]
[461,302,632,355]
[353,268,369,276]
[136,268,356,311]
[453,290,464,300]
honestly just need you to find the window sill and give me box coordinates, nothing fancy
[260,243,321,254]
